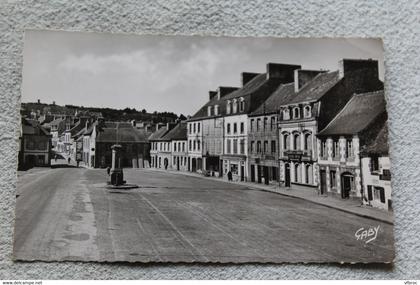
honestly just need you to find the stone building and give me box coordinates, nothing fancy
[187,87,238,176]
[317,90,387,200]
[278,59,384,189]
[161,121,188,171]
[360,119,392,210]
[220,63,301,182]
[248,82,296,185]
[18,118,52,170]
[84,121,151,168]
[149,123,176,169]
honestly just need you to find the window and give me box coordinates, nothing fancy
[250,119,254,131]
[227,123,231,134]
[193,140,196,150]
[304,133,311,151]
[257,141,262,153]
[332,139,339,158]
[232,99,238,113]
[197,123,200,133]
[214,105,219,115]
[207,106,212,116]
[264,117,268,130]
[233,139,238,154]
[373,187,386,203]
[283,109,290,120]
[227,139,231,153]
[270,116,276,130]
[283,134,290,150]
[250,141,255,153]
[189,140,192,151]
[264,141,268,153]
[193,123,196,133]
[305,165,311,184]
[240,122,244,134]
[256,118,261,131]
[293,133,300,150]
[293,107,300,119]
[182,142,185,152]
[271,140,276,153]
[233,123,237,134]
[304,105,311,118]
[197,140,201,151]
[189,124,192,134]
[320,140,327,158]
[240,139,245,154]
[174,143,177,152]
[226,100,231,114]
[346,139,353,158]
[370,156,379,172]
[239,99,245,112]
[330,170,336,188]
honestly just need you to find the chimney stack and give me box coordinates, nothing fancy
[294,69,326,92]
[241,72,260,86]
[209,91,218,101]
[266,63,302,83]
[217,86,239,100]
[338,58,379,79]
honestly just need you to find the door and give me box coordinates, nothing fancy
[341,173,353,199]
[264,166,269,185]
[240,165,245,181]
[320,170,327,195]
[257,165,262,183]
[251,165,255,182]
[177,157,180,171]
[285,163,291,187]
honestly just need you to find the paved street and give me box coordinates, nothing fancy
[14,167,394,263]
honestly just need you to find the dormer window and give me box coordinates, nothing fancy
[283,109,290,120]
[207,106,212,116]
[232,99,238,113]
[304,105,311,118]
[239,97,245,112]
[293,107,300,119]
[226,100,231,114]
[214,105,219,115]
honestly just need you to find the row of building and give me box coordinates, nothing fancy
[148,59,392,211]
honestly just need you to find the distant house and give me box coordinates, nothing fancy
[149,123,176,169]
[81,120,151,168]
[161,121,188,172]
[316,90,387,200]
[18,118,52,170]
[360,123,392,211]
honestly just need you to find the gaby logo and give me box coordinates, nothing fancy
[355,225,380,244]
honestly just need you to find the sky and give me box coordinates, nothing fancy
[22,30,384,116]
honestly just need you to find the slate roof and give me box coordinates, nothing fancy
[161,122,188,141]
[318,90,386,136]
[96,122,149,143]
[286,71,340,105]
[190,72,284,121]
[148,124,176,141]
[361,124,389,156]
[22,118,50,136]
[250,83,295,116]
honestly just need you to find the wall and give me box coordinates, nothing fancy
[1,0,419,279]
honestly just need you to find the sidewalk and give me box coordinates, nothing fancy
[146,168,394,225]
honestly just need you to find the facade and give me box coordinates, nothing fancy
[161,121,188,171]
[248,83,296,185]
[90,120,150,168]
[187,119,203,172]
[220,63,301,182]
[18,118,52,170]
[149,123,176,169]
[360,123,392,210]
[278,59,384,189]
[317,90,387,201]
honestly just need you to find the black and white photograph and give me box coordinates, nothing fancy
[14,30,394,263]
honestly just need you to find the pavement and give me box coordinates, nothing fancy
[149,168,394,225]
[14,166,395,263]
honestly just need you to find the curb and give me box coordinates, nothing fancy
[144,168,394,225]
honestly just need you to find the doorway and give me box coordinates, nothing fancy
[285,163,291,187]
[320,170,327,195]
[250,165,255,182]
[341,173,354,199]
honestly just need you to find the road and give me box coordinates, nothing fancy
[13,166,395,263]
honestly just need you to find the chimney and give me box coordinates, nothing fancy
[241,72,260,86]
[209,91,217,101]
[266,63,302,83]
[338,58,379,79]
[217,86,239,100]
[294,69,326,92]
[166,122,170,130]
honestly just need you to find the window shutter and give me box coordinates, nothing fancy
[367,186,373,201]
[380,188,386,203]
